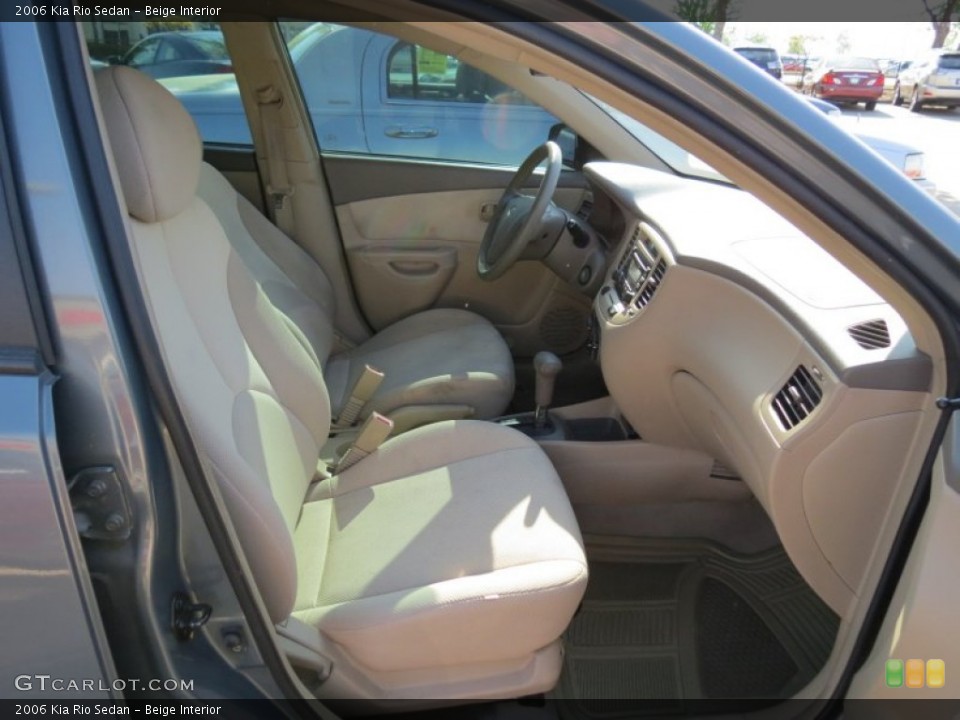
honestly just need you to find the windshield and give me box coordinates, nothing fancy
[736,48,779,64]
[586,94,730,184]
[938,54,960,70]
[826,57,879,71]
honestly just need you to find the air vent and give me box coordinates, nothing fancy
[771,365,823,431]
[635,260,666,308]
[848,319,890,350]
[576,198,594,220]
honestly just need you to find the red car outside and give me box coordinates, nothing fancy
[802,56,884,110]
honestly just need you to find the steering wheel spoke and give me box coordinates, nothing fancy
[477,141,562,281]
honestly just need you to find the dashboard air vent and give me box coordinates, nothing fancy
[772,365,822,431]
[848,319,890,350]
[576,198,594,220]
[635,260,667,308]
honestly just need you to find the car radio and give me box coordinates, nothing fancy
[596,222,670,324]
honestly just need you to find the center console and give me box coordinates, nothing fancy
[595,222,671,325]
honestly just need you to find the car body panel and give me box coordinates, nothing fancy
[803,57,884,106]
[897,50,960,108]
[0,373,116,700]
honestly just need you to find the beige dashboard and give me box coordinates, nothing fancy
[585,162,932,613]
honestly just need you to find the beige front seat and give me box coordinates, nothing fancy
[94,66,587,701]
[197,154,514,431]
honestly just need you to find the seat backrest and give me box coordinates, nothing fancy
[95,66,329,622]
[197,163,337,370]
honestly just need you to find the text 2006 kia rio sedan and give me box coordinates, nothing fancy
[1,9,959,717]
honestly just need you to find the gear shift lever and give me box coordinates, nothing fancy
[533,351,563,430]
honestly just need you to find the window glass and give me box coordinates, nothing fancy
[83,22,252,146]
[825,57,879,71]
[125,37,158,67]
[155,40,183,64]
[735,48,779,64]
[586,95,731,185]
[282,22,557,166]
[938,54,960,70]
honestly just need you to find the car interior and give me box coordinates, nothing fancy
[77,16,947,715]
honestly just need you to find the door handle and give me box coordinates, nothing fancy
[384,126,439,139]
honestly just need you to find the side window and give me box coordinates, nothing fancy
[83,23,252,146]
[155,39,184,64]
[282,22,558,166]
[387,44,459,101]
[385,42,534,106]
[124,37,159,67]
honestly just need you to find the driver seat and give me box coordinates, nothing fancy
[195,140,513,433]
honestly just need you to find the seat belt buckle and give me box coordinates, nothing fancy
[336,412,394,473]
[336,364,385,427]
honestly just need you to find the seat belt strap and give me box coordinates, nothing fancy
[336,364,384,427]
[336,413,394,473]
[255,84,295,236]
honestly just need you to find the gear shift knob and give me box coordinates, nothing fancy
[533,351,563,427]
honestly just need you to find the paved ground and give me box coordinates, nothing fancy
[832,103,960,216]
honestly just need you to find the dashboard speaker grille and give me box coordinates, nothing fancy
[848,319,890,350]
[539,306,588,353]
[772,365,822,431]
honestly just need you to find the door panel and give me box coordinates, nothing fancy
[334,162,593,356]
[349,245,458,328]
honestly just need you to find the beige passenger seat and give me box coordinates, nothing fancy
[94,66,587,701]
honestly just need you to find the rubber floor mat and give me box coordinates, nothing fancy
[555,536,839,714]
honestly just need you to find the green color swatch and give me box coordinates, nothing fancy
[886,659,904,688]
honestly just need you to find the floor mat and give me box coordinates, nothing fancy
[556,537,839,714]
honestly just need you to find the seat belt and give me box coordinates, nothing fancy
[336,364,385,427]
[336,412,394,473]
[255,84,295,237]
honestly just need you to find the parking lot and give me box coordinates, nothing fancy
[832,103,960,216]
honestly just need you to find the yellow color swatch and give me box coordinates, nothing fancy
[926,659,945,689]
[905,659,925,688]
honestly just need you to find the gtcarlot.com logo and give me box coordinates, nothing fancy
[14,676,195,693]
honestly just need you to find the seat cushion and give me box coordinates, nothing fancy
[293,420,587,673]
[326,309,515,421]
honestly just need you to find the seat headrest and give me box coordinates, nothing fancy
[95,66,201,223]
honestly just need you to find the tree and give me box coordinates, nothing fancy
[787,35,807,55]
[921,0,960,47]
[145,21,194,33]
[836,31,851,55]
[746,31,769,45]
[675,0,737,42]
[948,21,960,48]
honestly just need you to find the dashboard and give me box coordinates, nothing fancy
[579,161,932,612]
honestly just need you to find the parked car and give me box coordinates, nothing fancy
[803,96,934,192]
[892,49,960,111]
[879,60,909,102]
[160,23,558,166]
[111,30,233,79]
[733,46,784,79]
[3,11,960,713]
[802,56,885,110]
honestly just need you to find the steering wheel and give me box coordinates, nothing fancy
[477,141,562,281]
